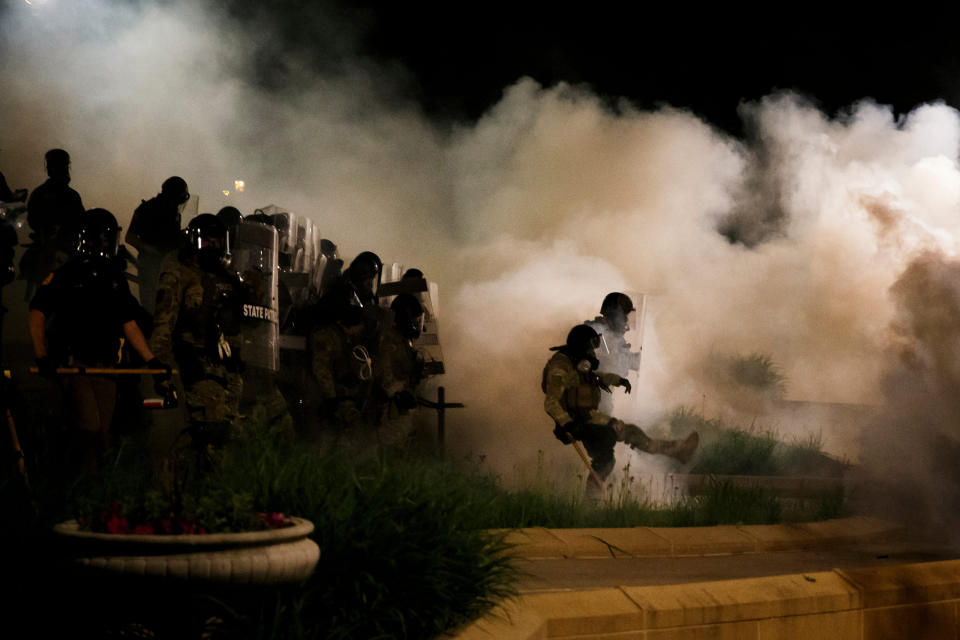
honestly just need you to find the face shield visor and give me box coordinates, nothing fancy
[77,227,118,260]
[399,312,425,341]
[187,228,226,269]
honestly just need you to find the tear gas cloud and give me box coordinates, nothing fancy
[4,1,960,509]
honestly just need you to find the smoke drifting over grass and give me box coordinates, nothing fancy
[4,1,960,509]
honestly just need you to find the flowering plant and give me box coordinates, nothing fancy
[77,499,293,535]
[70,444,295,535]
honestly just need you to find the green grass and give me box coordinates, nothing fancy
[667,407,850,477]
[1,409,848,639]
[729,353,787,396]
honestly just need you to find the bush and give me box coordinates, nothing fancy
[2,409,847,638]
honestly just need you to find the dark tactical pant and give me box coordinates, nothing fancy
[62,373,117,475]
[567,420,619,479]
[162,366,243,489]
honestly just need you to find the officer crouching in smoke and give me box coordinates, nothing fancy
[149,214,245,469]
[543,324,699,500]
[29,208,166,476]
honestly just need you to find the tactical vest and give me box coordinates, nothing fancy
[542,352,602,420]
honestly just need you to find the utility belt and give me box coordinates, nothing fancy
[174,341,243,386]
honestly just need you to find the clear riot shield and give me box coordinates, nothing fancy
[623,291,646,371]
[379,265,445,376]
[234,220,279,371]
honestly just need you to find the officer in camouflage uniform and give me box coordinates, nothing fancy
[543,324,698,497]
[310,304,371,441]
[149,214,245,463]
[586,292,641,415]
[374,294,425,447]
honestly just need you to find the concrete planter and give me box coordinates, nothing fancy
[53,516,320,585]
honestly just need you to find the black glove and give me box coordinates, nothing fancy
[35,355,57,378]
[619,377,632,394]
[553,422,574,445]
[147,357,172,395]
[393,390,418,412]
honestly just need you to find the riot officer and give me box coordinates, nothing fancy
[28,208,164,475]
[319,251,382,313]
[587,293,639,375]
[586,292,641,415]
[126,176,190,314]
[23,149,84,297]
[149,213,245,464]
[373,293,425,447]
[310,304,371,441]
[543,324,698,498]
[314,250,385,347]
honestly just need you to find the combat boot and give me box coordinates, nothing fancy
[623,425,699,464]
[621,423,654,452]
[654,432,699,464]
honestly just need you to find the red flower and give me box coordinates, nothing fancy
[105,514,130,534]
[133,523,155,535]
[259,512,291,529]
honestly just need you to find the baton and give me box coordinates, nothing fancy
[29,367,178,375]
[572,440,605,489]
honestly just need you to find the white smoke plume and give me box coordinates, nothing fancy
[4,1,960,509]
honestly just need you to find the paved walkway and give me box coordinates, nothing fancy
[515,534,960,592]
[453,518,960,639]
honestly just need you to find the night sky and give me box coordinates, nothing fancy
[226,1,960,135]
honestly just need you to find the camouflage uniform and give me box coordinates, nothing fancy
[542,350,698,489]
[310,322,371,437]
[542,350,637,480]
[149,252,244,448]
[374,325,423,447]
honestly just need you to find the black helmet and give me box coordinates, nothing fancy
[76,208,119,260]
[320,238,339,260]
[245,212,273,226]
[216,206,243,256]
[348,251,382,299]
[186,213,227,268]
[601,292,634,316]
[391,293,424,341]
[402,268,424,280]
[566,324,601,354]
[600,292,635,333]
[45,148,71,180]
[563,324,600,369]
[160,176,190,204]
[216,206,243,228]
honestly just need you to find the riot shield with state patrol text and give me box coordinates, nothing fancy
[233,220,279,371]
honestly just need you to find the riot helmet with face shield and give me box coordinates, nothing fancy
[565,324,602,372]
[348,251,382,302]
[160,176,190,212]
[391,293,424,341]
[185,213,227,270]
[76,208,119,260]
[600,292,636,334]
